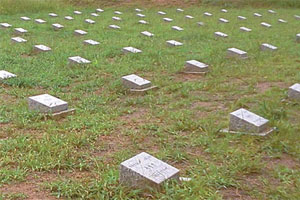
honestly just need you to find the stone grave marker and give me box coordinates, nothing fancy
[1,23,12,28]
[83,39,100,46]
[141,31,154,37]
[49,13,58,17]
[112,16,122,21]
[278,19,287,23]
[177,8,184,12]
[261,43,277,51]
[74,30,87,36]
[197,22,204,26]
[122,47,142,54]
[136,13,145,18]
[122,75,157,92]
[167,40,183,46]
[172,26,184,31]
[240,27,252,32]
[238,16,247,20]
[109,24,121,29]
[35,19,46,24]
[295,15,300,20]
[96,8,104,13]
[15,28,28,35]
[11,37,27,43]
[0,70,16,81]
[52,23,64,30]
[91,13,99,17]
[296,33,300,42]
[227,48,248,59]
[254,13,262,17]
[184,60,209,74]
[68,56,91,64]
[219,18,229,23]
[215,31,228,38]
[204,12,213,17]
[120,152,179,189]
[139,20,148,25]
[74,11,82,15]
[114,11,122,15]
[65,16,74,20]
[261,22,272,28]
[34,45,51,53]
[21,16,31,21]
[185,15,194,19]
[288,83,300,100]
[135,8,143,12]
[163,18,173,22]
[85,19,95,24]
[268,10,276,14]
[221,9,228,13]
[158,11,166,15]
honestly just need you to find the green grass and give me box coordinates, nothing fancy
[0,4,300,200]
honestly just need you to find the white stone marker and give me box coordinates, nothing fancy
[139,20,148,25]
[238,16,247,20]
[158,11,166,15]
[34,45,51,53]
[0,70,16,81]
[167,40,183,46]
[197,22,204,26]
[172,26,184,31]
[240,27,252,32]
[221,9,228,13]
[254,13,262,17]
[109,25,121,29]
[120,152,179,189]
[85,19,95,24]
[295,15,300,20]
[0,23,12,28]
[112,16,122,21]
[177,8,184,12]
[52,23,64,30]
[261,43,277,51]
[28,94,74,117]
[296,33,300,42]
[204,12,212,17]
[268,10,276,14]
[135,8,143,12]
[74,30,87,36]
[83,39,100,46]
[96,8,104,13]
[185,15,194,19]
[261,22,272,28]
[65,16,74,20]
[227,48,248,59]
[163,18,173,22]
[121,74,152,91]
[288,83,300,100]
[68,56,91,64]
[15,28,28,35]
[219,18,229,23]
[215,31,228,38]
[136,13,145,18]
[49,13,58,17]
[74,11,82,15]
[91,13,99,17]
[114,11,122,15]
[122,47,142,54]
[141,31,154,37]
[11,37,27,43]
[224,108,273,136]
[21,16,31,21]
[184,60,209,74]
[278,19,287,23]
[35,19,46,24]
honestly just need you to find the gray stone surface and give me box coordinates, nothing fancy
[166,40,183,46]
[254,13,262,17]
[139,20,148,25]
[141,31,154,37]
[109,24,121,29]
[261,43,277,51]
[172,26,184,31]
[74,30,87,36]
[114,11,122,15]
[120,152,180,189]
[15,28,28,34]
[85,19,95,24]
[197,22,204,26]
[176,8,184,12]
[135,8,143,12]
[28,94,68,114]
[122,47,142,54]
[91,13,99,17]
[35,19,46,24]
[52,23,64,30]
[227,48,248,59]
[49,13,58,17]
[34,45,51,53]
[278,19,287,23]
[215,31,228,38]
[261,22,272,28]
[219,18,229,23]
[122,74,151,89]
[112,16,122,21]
[295,15,300,20]
[158,11,166,15]
[240,27,252,32]
[68,56,91,64]
[229,108,269,133]
[65,16,74,20]
[0,70,16,81]
[296,33,300,42]
[1,23,12,28]
[184,60,209,73]
[163,18,173,22]
[136,13,145,18]
[74,11,82,15]
[96,8,104,13]
[288,83,300,100]
[83,39,100,46]
[11,37,27,43]
[221,9,228,13]
[238,16,247,20]
[204,12,212,17]
[268,10,276,14]
[185,15,194,19]
[21,16,31,21]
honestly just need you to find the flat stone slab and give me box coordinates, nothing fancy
[74,30,87,36]
[288,83,300,100]
[238,16,247,20]
[240,27,252,32]
[114,11,122,15]
[35,19,46,24]
[83,39,100,46]
[65,16,74,20]
[158,11,166,15]
[219,18,229,23]
[112,16,122,21]
[96,8,104,13]
[220,127,275,136]
[177,8,184,12]
[136,13,145,18]
[85,19,95,24]
[28,94,68,114]
[122,74,151,90]
[268,10,276,14]
[261,43,277,51]
[221,9,228,13]
[215,31,228,38]
[139,20,148,25]
[197,22,204,26]
[52,23,64,30]
[11,37,27,43]
[166,40,183,46]
[1,23,12,28]
[261,22,272,28]
[185,15,194,19]
[296,33,300,42]
[34,45,51,53]
[0,70,16,81]
[109,25,121,29]
[122,47,142,54]
[172,26,184,31]
[141,31,154,37]
[120,152,180,189]
[204,12,212,17]
[135,8,143,12]
[68,56,91,64]
[163,18,173,22]
[254,13,262,17]
[21,17,31,21]
[74,11,82,15]
[229,108,270,134]
[15,28,28,34]
[295,15,300,20]
[184,60,209,74]
[91,13,99,17]
[278,19,287,23]
[227,48,248,59]
[49,13,58,17]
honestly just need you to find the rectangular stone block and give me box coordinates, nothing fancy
[278,19,287,23]
[20,16,31,21]
[141,31,154,37]
[68,56,91,64]
[221,9,228,13]
[112,16,122,21]
[11,37,27,43]
[254,13,262,17]
[240,27,252,32]
[176,8,184,12]
[184,60,209,73]
[158,11,166,15]
[135,8,143,12]
[197,22,204,26]
[49,13,58,17]
[109,25,121,29]
[166,40,183,46]
[172,26,183,31]
[238,16,247,20]
[261,22,272,28]
[28,94,68,114]
[91,13,99,17]
[185,15,194,19]
[15,28,28,34]
[84,39,100,46]
[122,74,151,89]
[215,31,228,38]
[74,30,87,36]
[96,8,104,13]
[1,23,12,28]
[229,108,269,133]
[35,19,46,24]
[85,19,95,24]
[204,12,212,17]
[163,18,173,22]
[227,48,248,59]
[296,33,300,42]
[65,16,74,20]
[136,13,145,18]
[114,11,122,15]
[219,18,229,23]
[268,10,276,14]
[122,47,142,54]
[52,23,64,30]
[295,15,300,20]
[288,83,300,100]
[34,45,51,53]
[139,20,148,25]
[74,11,82,15]
[261,43,277,51]
[0,70,16,81]
[120,152,180,189]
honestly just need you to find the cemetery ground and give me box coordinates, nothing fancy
[0,3,300,200]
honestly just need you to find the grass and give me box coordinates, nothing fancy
[0,2,300,200]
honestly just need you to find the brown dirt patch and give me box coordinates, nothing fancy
[256,82,287,93]
[220,187,253,200]
[264,153,300,170]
